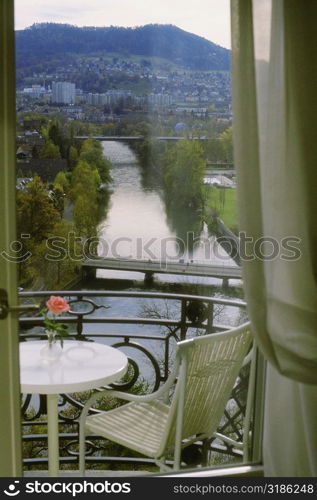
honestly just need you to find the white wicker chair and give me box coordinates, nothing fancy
[79,322,254,474]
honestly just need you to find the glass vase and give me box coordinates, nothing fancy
[40,330,62,362]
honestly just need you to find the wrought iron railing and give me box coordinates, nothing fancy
[19,290,248,471]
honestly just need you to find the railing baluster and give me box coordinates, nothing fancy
[180,299,187,340]
[164,335,170,382]
[207,302,214,333]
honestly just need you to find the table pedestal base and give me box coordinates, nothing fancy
[47,394,59,477]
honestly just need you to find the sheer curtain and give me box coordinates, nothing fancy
[231,0,317,476]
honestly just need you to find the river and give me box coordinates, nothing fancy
[97,141,237,277]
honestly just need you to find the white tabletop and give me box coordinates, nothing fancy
[20,340,128,394]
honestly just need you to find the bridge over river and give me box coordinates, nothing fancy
[75,135,211,142]
[82,257,242,285]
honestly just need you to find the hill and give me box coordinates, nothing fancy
[15,23,230,73]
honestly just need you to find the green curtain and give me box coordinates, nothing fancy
[231,0,317,476]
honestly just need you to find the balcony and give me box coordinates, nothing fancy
[19,289,251,476]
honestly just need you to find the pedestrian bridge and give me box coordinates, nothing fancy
[82,257,242,284]
[75,136,210,142]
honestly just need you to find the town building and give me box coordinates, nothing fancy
[51,81,76,104]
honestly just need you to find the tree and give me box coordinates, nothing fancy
[70,160,101,237]
[73,194,98,238]
[16,176,61,286]
[219,127,233,163]
[100,122,116,136]
[54,171,70,195]
[40,139,61,159]
[205,136,224,162]
[71,159,101,199]
[32,145,39,158]
[163,140,205,209]
[48,120,63,147]
[48,119,69,158]
[68,145,78,169]
[50,184,65,216]
[36,219,82,288]
[16,175,60,242]
[79,139,112,184]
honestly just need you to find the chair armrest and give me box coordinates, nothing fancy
[242,345,254,367]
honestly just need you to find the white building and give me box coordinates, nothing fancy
[85,90,133,106]
[148,93,173,107]
[21,85,46,98]
[51,81,76,104]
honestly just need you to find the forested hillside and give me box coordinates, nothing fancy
[16,22,230,73]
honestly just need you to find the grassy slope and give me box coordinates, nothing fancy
[205,187,238,233]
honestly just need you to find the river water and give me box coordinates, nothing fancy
[97,141,237,277]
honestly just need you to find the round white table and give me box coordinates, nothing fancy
[19,340,128,477]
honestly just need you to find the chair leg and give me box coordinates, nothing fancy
[157,457,172,473]
[173,453,181,471]
[201,439,210,467]
[157,458,165,472]
[79,425,86,477]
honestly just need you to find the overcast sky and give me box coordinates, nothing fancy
[14,0,231,49]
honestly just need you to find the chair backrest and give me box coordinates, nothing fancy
[164,323,252,453]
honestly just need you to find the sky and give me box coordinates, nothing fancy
[14,0,231,49]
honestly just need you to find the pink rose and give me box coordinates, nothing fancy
[46,296,70,315]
